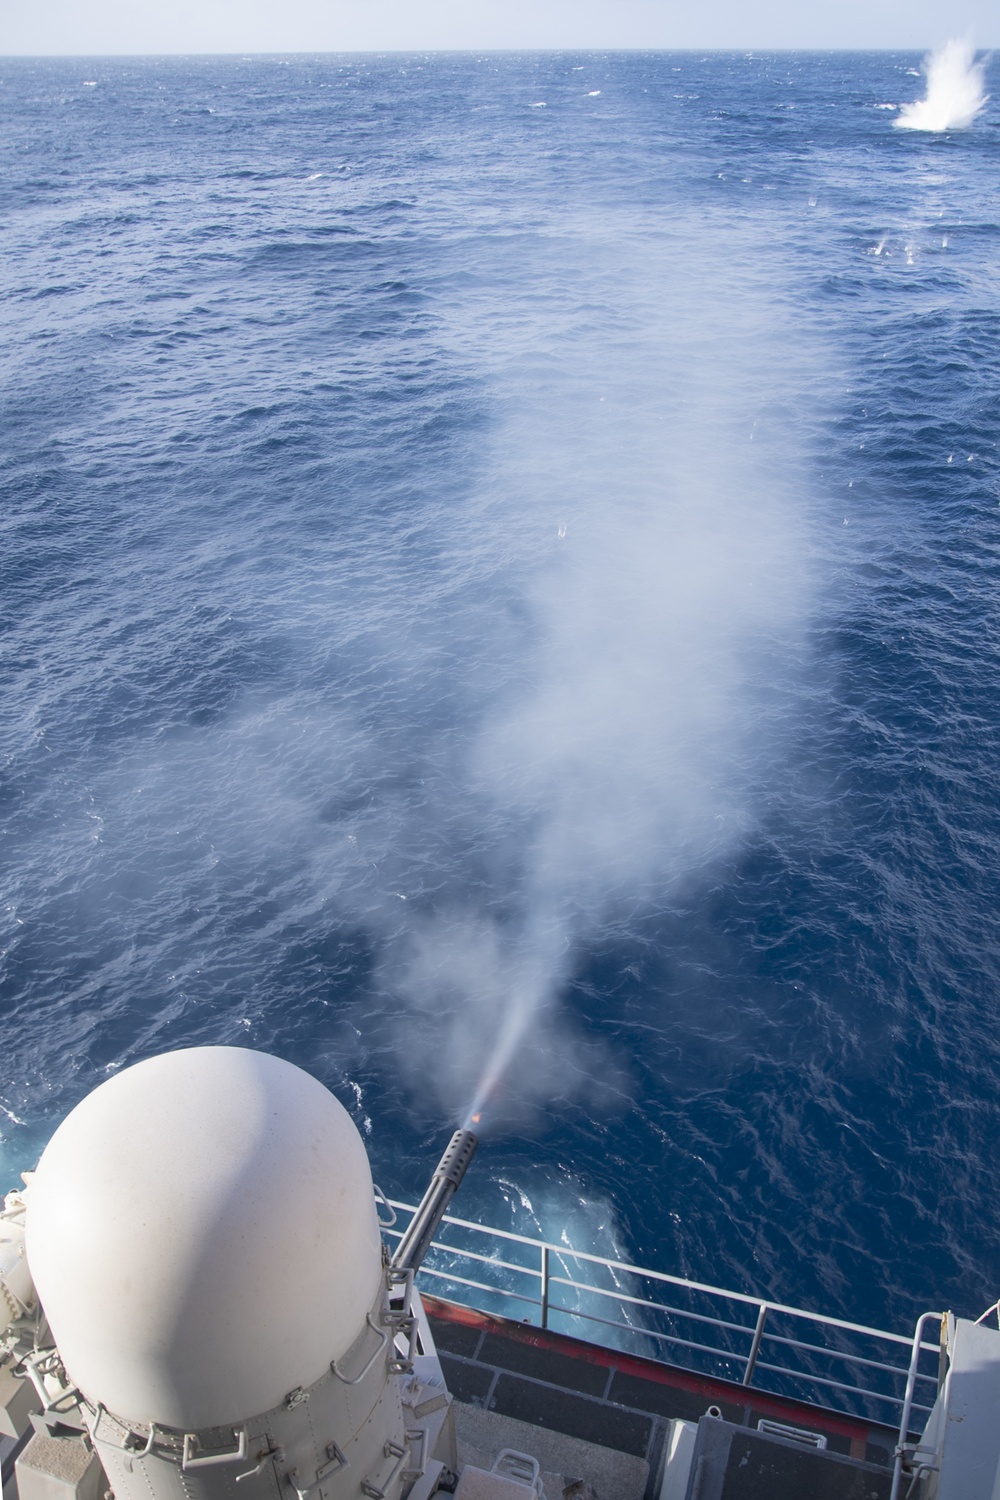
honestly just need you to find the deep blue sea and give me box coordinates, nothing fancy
[3,51,1000,1343]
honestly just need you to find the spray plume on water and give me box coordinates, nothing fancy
[894,38,987,131]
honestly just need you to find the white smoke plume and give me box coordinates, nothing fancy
[376,245,818,1130]
[55,234,820,1138]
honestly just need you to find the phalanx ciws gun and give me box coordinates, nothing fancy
[390,1128,479,1274]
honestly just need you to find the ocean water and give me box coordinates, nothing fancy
[2,50,1000,1342]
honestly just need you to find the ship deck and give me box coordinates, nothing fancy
[425,1294,898,1498]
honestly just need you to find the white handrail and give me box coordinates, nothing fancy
[889,1312,944,1500]
[384,1198,943,1425]
[386,1200,920,1347]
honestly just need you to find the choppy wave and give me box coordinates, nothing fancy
[1,52,1000,1338]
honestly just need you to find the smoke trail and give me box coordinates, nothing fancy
[38,231,817,1141]
[895,38,987,131]
[380,249,816,1130]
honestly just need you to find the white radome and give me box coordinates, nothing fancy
[24,1047,382,1431]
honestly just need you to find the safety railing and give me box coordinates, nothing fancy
[383,1199,942,1432]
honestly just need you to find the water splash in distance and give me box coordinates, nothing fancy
[894,38,987,131]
